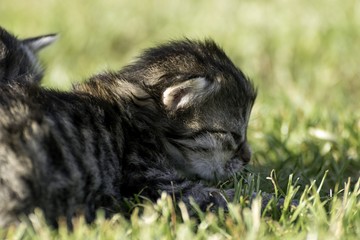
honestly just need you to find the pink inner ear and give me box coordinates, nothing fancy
[171,88,188,108]
[163,77,214,111]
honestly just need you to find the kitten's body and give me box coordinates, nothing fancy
[0,38,256,228]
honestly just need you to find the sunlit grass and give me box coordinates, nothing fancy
[1,175,359,239]
[0,0,359,239]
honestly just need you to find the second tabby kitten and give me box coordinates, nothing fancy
[0,27,56,84]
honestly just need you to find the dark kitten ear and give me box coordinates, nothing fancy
[22,33,58,52]
[162,77,217,111]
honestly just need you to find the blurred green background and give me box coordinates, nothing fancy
[1,0,359,190]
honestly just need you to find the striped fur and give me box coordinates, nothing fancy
[0,39,256,228]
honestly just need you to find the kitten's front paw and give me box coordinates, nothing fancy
[252,192,299,210]
[208,189,234,210]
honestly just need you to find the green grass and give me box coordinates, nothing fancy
[1,0,359,239]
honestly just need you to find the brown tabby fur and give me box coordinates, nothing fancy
[0,28,257,228]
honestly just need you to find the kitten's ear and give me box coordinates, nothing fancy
[22,33,58,52]
[162,77,216,111]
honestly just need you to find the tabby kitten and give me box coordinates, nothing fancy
[0,27,57,84]
[0,38,256,228]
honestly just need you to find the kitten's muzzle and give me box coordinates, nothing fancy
[224,142,252,175]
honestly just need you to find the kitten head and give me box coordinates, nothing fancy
[128,40,257,182]
[0,27,57,84]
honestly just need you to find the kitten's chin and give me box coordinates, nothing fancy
[194,166,244,183]
[181,158,245,183]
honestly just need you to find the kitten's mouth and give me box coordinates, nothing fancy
[194,159,247,183]
[225,158,246,175]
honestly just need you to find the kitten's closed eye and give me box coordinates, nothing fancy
[230,132,242,144]
[172,130,245,155]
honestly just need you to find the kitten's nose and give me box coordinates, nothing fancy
[238,142,252,164]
